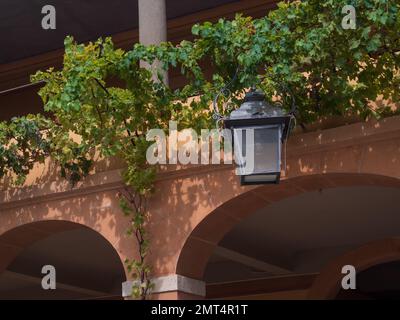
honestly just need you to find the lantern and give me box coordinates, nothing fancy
[224,88,292,185]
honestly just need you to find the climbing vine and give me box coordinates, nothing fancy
[0,0,399,299]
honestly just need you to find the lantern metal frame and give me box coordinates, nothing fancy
[214,84,296,186]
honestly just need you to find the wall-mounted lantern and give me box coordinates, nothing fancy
[223,88,294,185]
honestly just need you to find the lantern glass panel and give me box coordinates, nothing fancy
[233,124,282,176]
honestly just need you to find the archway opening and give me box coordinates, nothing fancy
[0,221,126,300]
[177,174,400,299]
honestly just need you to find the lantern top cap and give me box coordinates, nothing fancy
[244,88,265,102]
[228,88,286,120]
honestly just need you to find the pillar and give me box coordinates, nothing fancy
[138,0,168,83]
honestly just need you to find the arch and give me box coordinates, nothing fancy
[0,220,127,299]
[0,188,133,280]
[308,238,400,299]
[176,173,400,280]
[0,220,127,277]
[0,220,79,274]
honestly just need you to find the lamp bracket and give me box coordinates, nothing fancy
[212,68,240,127]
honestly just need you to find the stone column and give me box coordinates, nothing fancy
[138,0,168,83]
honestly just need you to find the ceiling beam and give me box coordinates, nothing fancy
[3,270,109,298]
[207,273,317,299]
[214,246,292,275]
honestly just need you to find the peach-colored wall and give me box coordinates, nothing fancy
[153,116,400,278]
[1,116,400,290]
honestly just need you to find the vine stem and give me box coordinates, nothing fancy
[121,187,152,300]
